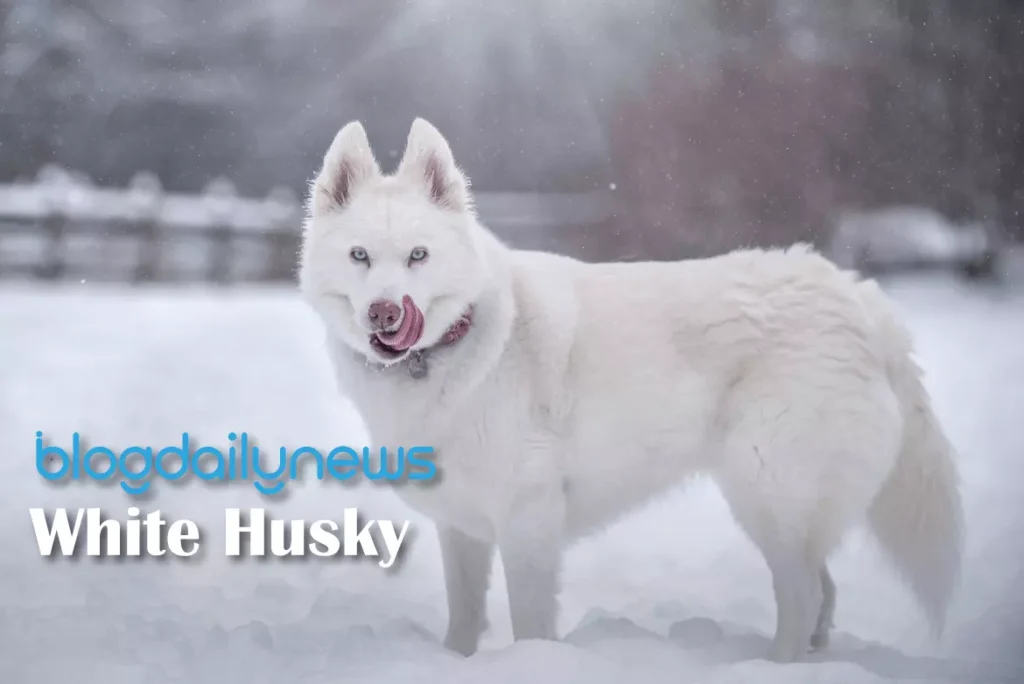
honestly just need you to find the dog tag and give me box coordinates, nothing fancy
[407,351,429,379]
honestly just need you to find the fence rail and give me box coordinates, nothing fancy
[0,165,618,283]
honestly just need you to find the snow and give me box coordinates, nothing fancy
[1,272,1022,684]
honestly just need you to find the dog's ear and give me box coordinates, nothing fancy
[311,121,382,214]
[396,118,471,212]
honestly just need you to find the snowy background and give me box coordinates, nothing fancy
[2,0,1024,682]
[3,0,1024,253]
[1,264,1022,684]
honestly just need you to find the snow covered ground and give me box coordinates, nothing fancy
[1,269,1022,684]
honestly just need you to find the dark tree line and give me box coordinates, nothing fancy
[0,0,624,195]
[607,0,1024,257]
[1,0,1021,259]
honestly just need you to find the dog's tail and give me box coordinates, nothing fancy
[860,280,964,637]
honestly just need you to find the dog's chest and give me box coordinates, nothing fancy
[368,378,537,540]
[333,339,560,539]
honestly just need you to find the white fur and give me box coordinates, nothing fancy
[299,119,965,663]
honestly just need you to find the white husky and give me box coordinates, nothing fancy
[299,118,964,663]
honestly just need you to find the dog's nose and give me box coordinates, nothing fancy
[367,299,401,329]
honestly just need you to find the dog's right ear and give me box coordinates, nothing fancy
[310,121,381,215]
[396,118,471,212]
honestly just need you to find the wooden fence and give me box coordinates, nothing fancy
[0,165,618,284]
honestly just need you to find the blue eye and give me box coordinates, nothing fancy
[409,248,428,264]
[350,248,369,263]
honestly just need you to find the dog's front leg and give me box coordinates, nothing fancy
[439,525,495,656]
[498,488,566,643]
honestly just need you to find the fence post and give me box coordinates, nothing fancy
[36,165,75,280]
[202,177,238,285]
[128,171,164,283]
[40,210,67,280]
[263,186,302,282]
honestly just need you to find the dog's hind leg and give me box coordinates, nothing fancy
[763,536,825,661]
[714,371,901,661]
[811,566,836,650]
[717,448,860,662]
[714,458,825,661]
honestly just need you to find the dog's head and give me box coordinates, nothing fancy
[300,118,490,366]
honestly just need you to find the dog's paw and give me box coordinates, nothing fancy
[442,620,487,657]
[810,629,830,651]
[442,634,479,657]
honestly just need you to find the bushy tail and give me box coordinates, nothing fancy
[860,281,965,636]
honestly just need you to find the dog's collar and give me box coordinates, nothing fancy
[384,304,475,379]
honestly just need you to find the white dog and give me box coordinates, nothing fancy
[298,118,964,663]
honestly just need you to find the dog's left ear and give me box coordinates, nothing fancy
[396,118,471,212]
[311,121,382,215]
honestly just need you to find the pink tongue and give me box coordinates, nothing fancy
[375,295,424,351]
